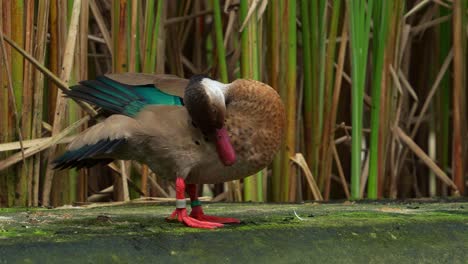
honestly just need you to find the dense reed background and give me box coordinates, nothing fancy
[0,0,466,207]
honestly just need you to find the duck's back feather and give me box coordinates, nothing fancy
[105,73,188,98]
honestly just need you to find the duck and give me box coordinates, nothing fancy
[54,73,286,229]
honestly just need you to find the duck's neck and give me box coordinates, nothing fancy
[201,80,236,166]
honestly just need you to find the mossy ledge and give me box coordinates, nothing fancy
[0,201,467,263]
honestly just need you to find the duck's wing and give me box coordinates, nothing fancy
[56,73,194,171]
[64,73,188,117]
[53,115,140,170]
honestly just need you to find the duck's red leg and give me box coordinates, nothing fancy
[166,178,223,229]
[187,183,241,224]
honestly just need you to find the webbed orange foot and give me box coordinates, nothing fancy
[189,205,240,224]
[166,208,224,229]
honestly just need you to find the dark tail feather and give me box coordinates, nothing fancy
[53,138,126,170]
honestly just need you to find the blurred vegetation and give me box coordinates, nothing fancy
[0,0,466,207]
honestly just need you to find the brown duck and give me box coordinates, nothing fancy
[54,73,285,228]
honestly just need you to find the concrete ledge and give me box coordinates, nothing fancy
[0,201,467,263]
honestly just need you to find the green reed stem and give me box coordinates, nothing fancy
[368,0,390,199]
[348,0,373,199]
[212,0,228,82]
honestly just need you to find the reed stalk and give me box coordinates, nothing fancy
[324,10,349,200]
[0,0,14,206]
[129,0,139,72]
[154,0,165,75]
[31,0,50,206]
[240,0,255,201]
[255,4,264,202]
[133,0,155,192]
[111,0,129,201]
[21,0,35,206]
[368,1,391,199]
[451,0,467,195]
[42,0,82,206]
[68,0,89,204]
[282,0,296,202]
[47,0,61,123]
[142,0,155,71]
[305,1,326,188]
[386,0,405,198]
[212,0,228,82]
[436,5,451,196]
[320,0,341,199]
[10,1,24,121]
[316,0,327,145]
[10,0,28,205]
[268,1,282,202]
[112,0,128,73]
[305,1,318,178]
[49,0,68,206]
[348,0,373,199]
[301,0,312,175]
[0,18,25,207]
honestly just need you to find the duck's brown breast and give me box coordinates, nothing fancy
[227,79,285,169]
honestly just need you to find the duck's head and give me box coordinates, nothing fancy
[184,75,236,166]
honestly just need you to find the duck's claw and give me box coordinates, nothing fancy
[166,208,224,229]
[189,206,241,224]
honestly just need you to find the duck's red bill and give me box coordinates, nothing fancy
[215,127,236,166]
